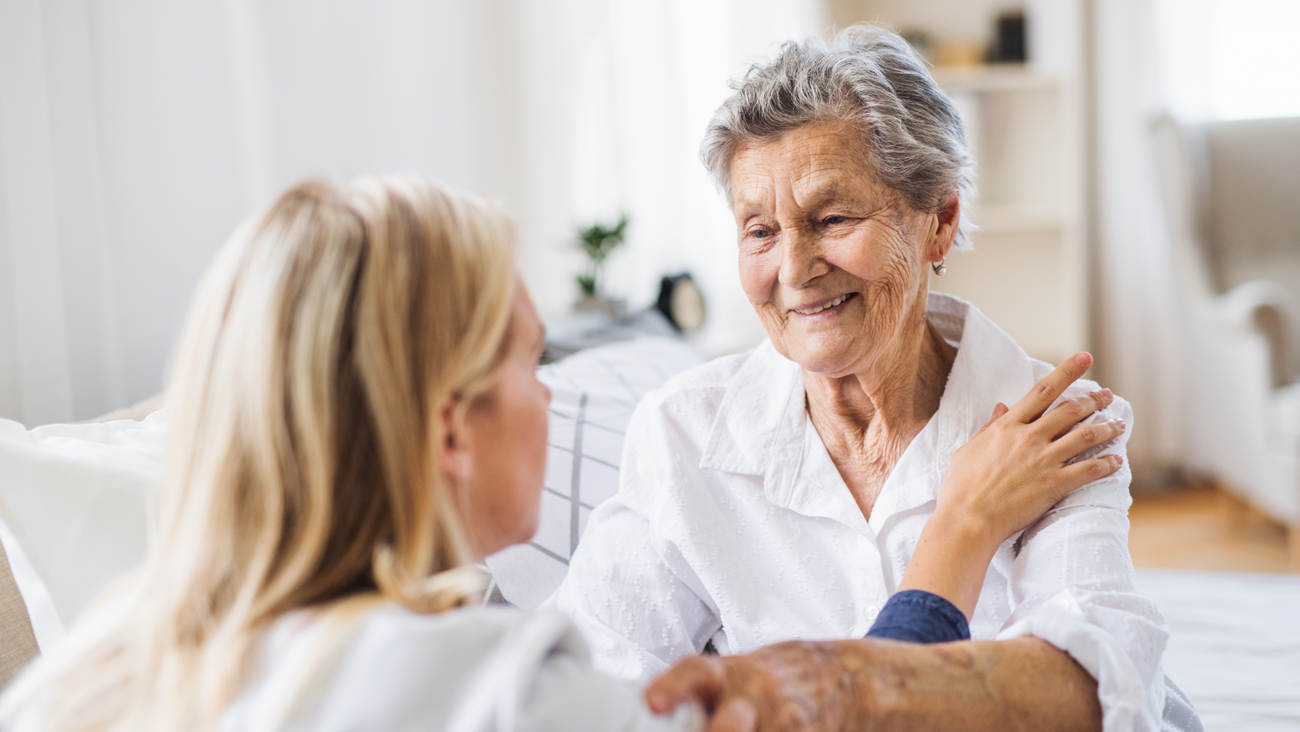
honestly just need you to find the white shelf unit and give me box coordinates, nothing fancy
[831,0,1090,366]
[930,64,1060,93]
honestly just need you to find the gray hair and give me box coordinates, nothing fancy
[701,25,977,249]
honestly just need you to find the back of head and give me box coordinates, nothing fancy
[701,24,977,249]
[1,177,516,731]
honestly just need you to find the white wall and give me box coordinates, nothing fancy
[0,0,826,426]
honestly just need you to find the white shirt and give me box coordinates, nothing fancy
[217,604,702,732]
[554,293,1169,732]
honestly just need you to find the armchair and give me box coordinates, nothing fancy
[1153,114,1300,568]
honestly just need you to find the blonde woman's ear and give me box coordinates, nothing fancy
[439,398,472,483]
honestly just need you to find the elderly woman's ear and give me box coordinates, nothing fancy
[929,190,962,264]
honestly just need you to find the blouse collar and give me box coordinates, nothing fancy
[699,292,1038,522]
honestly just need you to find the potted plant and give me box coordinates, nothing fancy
[575,214,628,311]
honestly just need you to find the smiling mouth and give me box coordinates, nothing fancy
[791,292,857,315]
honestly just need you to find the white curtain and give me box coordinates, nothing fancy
[0,0,826,426]
[0,0,78,427]
[1155,0,1300,123]
[1090,0,1300,476]
[1089,0,1188,476]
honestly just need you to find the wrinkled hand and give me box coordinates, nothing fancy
[646,637,1102,732]
[940,352,1125,546]
[645,640,882,732]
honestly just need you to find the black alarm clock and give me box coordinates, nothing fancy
[656,273,707,333]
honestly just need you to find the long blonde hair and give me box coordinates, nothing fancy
[0,177,516,730]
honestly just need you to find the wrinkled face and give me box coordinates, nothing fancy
[731,121,939,377]
[460,283,551,559]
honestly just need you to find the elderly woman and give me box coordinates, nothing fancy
[555,26,1177,732]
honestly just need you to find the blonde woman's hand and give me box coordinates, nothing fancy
[940,352,1125,548]
[899,352,1126,616]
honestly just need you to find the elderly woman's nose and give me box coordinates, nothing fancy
[777,233,829,287]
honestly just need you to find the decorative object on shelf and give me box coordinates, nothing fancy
[934,41,985,68]
[574,214,629,313]
[988,10,1027,64]
[655,273,707,333]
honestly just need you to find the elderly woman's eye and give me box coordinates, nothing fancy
[824,215,848,225]
[751,229,772,239]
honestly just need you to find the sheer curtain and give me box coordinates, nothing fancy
[1089,0,1187,478]
[1156,0,1300,123]
[1090,0,1300,476]
[0,0,826,426]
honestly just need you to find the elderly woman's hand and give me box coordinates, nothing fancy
[645,639,879,732]
[646,635,1103,732]
[898,352,1125,616]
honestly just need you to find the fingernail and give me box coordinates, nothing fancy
[1114,419,1126,431]
[1074,353,1091,366]
[1101,389,1113,399]
[1111,455,1124,467]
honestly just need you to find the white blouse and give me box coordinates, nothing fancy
[216,604,702,732]
[553,293,1169,732]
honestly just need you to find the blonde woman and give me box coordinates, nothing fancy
[0,177,1124,732]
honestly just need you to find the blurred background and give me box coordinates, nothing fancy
[2,0,1298,570]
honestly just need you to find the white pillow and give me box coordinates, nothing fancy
[0,413,165,630]
[0,334,704,633]
[485,335,704,609]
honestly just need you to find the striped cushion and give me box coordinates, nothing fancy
[484,335,703,609]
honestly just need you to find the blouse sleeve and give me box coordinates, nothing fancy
[550,391,722,684]
[993,394,1170,732]
[464,610,708,732]
[520,653,705,732]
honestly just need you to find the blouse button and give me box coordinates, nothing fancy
[866,604,880,620]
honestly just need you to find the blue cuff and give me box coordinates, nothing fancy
[865,590,970,644]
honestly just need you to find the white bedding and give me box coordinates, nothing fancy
[0,412,165,631]
[1137,569,1300,732]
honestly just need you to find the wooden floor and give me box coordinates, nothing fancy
[1128,482,1297,574]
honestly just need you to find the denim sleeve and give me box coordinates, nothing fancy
[865,590,970,643]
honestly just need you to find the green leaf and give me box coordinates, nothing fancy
[575,213,630,264]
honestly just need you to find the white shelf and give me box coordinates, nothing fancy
[931,64,1059,94]
[969,205,1064,234]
